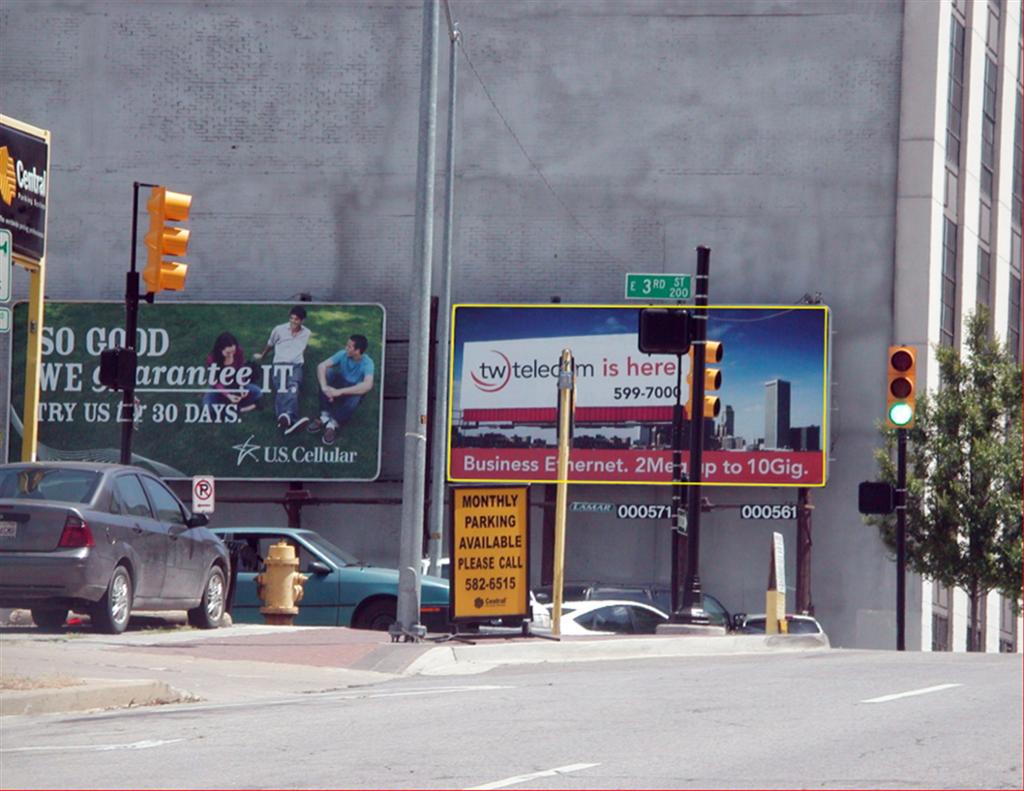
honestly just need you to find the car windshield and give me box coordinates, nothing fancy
[301,531,361,567]
[0,468,101,504]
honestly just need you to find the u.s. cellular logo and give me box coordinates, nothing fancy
[0,147,16,207]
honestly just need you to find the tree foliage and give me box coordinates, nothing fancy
[870,310,1022,609]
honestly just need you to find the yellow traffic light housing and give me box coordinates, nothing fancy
[142,186,191,294]
[886,345,916,428]
[686,342,724,419]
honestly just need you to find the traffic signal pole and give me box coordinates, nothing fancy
[674,246,711,624]
[896,427,907,651]
[119,181,151,465]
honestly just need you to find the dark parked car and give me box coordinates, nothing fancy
[0,462,229,633]
[213,527,450,631]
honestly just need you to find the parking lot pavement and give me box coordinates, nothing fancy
[0,613,829,716]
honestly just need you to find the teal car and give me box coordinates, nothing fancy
[212,527,450,631]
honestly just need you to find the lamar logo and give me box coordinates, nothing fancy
[470,350,512,393]
[0,147,15,207]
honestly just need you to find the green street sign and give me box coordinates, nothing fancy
[0,229,11,303]
[625,272,692,301]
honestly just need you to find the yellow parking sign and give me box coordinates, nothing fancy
[450,485,529,622]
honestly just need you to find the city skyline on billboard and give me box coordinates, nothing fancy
[447,304,830,487]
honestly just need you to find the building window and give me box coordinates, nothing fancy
[946,18,966,167]
[932,581,951,652]
[986,3,1000,55]
[1009,272,1021,363]
[945,168,959,218]
[980,57,998,200]
[999,595,1018,653]
[1013,89,1022,227]
[941,218,958,346]
[977,247,991,315]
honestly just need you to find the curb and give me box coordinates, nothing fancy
[0,679,190,717]
[406,633,830,675]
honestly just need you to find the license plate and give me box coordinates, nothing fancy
[0,521,17,538]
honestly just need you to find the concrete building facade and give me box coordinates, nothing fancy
[1,0,1020,650]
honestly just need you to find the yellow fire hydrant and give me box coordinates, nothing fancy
[256,540,309,625]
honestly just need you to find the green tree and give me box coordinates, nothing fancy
[871,309,1022,651]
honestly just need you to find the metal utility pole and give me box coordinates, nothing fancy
[426,11,460,577]
[675,246,711,624]
[394,0,440,641]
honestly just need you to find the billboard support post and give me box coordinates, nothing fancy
[674,246,711,625]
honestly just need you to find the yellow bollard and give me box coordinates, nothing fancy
[255,541,309,625]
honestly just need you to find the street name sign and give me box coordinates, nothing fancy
[625,273,692,300]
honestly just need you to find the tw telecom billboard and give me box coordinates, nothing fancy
[447,304,831,487]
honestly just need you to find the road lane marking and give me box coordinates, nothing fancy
[467,763,600,790]
[56,683,514,719]
[2,738,184,754]
[861,683,962,704]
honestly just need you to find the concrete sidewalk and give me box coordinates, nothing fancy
[0,616,828,717]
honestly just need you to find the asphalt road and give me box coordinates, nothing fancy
[1,650,1020,789]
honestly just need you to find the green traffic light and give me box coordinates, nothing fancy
[888,401,914,426]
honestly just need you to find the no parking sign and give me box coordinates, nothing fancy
[192,475,215,514]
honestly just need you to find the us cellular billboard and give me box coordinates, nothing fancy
[447,304,830,487]
[6,301,385,481]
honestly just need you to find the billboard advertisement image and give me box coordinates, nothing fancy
[448,304,830,487]
[6,301,385,480]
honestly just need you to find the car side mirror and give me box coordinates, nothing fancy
[308,560,331,576]
[731,613,746,631]
[186,513,209,528]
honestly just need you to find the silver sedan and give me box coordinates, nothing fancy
[0,462,229,633]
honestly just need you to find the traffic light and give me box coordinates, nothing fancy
[142,186,191,294]
[686,341,723,419]
[638,308,690,355]
[886,345,916,428]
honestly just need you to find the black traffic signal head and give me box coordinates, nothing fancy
[638,308,690,355]
[858,481,895,515]
[99,348,137,391]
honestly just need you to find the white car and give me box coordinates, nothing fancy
[548,599,670,635]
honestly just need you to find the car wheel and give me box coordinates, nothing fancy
[188,566,226,629]
[353,598,396,631]
[31,608,68,630]
[92,565,133,634]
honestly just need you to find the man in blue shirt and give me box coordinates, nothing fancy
[306,334,375,445]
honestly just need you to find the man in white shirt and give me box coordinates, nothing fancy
[253,305,312,435]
